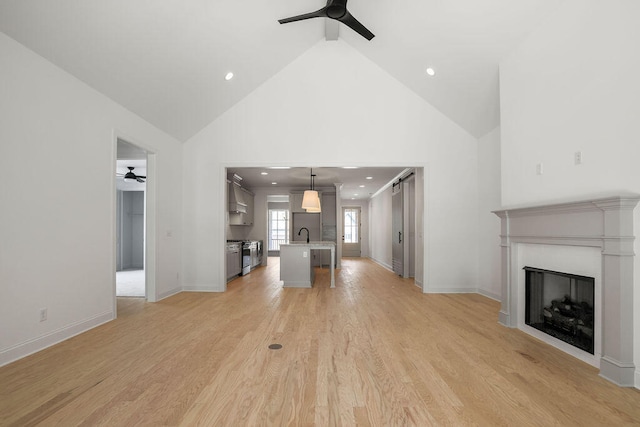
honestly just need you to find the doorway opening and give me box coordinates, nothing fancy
[342,207,361,257]
[221,165,425,291]
[116,139,147,298]
[267,195,290,257]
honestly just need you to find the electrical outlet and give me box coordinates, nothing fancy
[536,163,544,175]
[303,251,308,258]
[40,308,47,322]
[574,151,583,165]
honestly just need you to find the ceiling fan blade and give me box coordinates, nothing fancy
[136,177,146,183]
[278,7,328,24]
[137,175,146,179]
[338,11,374,40]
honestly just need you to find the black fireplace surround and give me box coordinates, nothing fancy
[524,267,595,354]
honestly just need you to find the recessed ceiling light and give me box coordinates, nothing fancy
[272,182,277,185]
[261,172,268,175]
[225,72,234,81]
[426,67,436,77]
[268,166,291,170]
[359,185,365,188]
[342,166,359,169]
[354,193,358,196]
[366,176,373,180]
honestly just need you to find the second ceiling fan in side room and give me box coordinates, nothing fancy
[278,0,375,41]
[117,167,146,183]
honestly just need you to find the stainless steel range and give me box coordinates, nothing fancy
[227,240,263,281]
[241,241,254,276]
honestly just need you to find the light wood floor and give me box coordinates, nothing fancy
[2,258,640,426]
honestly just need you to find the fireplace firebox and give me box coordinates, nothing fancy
[524,267,595,354]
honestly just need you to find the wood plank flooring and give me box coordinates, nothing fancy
[2,257,640,426]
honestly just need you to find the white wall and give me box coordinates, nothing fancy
[369,187,393,270]
[500,0,640,206]
[0,33,183,366]
[499,0,640,387]
[477,127,502,300]
[182,40,479,294]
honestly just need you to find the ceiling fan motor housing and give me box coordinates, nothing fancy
[278,0,374,41]
[327,0,347,19]
[121,166,146,183]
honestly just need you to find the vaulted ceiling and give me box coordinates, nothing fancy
[0,0,562,141]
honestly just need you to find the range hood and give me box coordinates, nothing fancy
[228,180,248,214]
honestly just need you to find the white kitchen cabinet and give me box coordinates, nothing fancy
[280,244,313,287]
[280,242,336,288]
[244,188,254,225]
[289,192,305,213]
[229,187,254,226]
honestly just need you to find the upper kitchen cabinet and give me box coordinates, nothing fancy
[244,188,254,225]
[228,179,254,226]
[321,192,336,227]
[289,192,305,213]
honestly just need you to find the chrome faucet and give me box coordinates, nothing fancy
[298,227,310,243]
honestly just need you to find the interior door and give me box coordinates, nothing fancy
[342,207,361,257]
[392,184,403,276]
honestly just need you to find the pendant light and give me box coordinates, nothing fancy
[302,168,321,212]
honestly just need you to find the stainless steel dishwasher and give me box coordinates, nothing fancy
[226,242,242,281]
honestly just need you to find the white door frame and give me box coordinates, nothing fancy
[342,206,362,257]
[112,133,157,316]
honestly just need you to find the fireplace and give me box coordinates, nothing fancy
[494,194,640,387]
[524,267,594,354]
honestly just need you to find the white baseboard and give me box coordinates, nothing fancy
[182,285,222,293]
[368,257,393,272]
[0,310,113,368]
[476,288,501,302]
[635,370,640,390]
[157,287,182,301]
[424,287,477,294]
[424,287,501,302]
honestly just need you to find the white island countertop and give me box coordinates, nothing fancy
[279,242,336,288]
[282,241,336,247]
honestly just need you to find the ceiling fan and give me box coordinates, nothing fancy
[278,0,375,41]
[117,167,146,183]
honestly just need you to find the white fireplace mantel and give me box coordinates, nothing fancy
[494,194,640,386]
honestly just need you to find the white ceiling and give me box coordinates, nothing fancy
[227,166,409,200]
[0,0,562,141]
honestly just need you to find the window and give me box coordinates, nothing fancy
[344,208,359,243]
[268,209,289,251]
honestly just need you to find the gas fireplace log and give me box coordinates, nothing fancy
[543,296,594,337]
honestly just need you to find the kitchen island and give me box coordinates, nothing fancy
[279,241,336,288]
